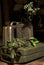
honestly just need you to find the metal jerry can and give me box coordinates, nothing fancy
[3,22,16,44]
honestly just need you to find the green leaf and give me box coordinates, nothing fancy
[10,50,16,59]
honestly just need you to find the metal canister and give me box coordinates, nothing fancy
[3,22,16,44]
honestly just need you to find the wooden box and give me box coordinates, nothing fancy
[14,43,44,63]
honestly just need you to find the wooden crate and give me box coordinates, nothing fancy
[13,43,44,63]
[0,43,44,64]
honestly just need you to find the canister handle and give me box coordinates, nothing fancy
[10,21,16,26]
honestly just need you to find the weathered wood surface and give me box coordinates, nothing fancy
[0,43,44,64]
[0,57,44,65]
[17,43,44,55]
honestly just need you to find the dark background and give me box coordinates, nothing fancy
[0,0,44,42]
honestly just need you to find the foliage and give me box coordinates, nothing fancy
[24,2,40,22]
[0,38,39,59]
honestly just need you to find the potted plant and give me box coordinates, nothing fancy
[21,1,40,39]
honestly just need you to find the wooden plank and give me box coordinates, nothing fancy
[17,43,44,55]
[14,50,44,63]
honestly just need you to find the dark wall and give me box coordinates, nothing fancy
[0,0,2,37]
